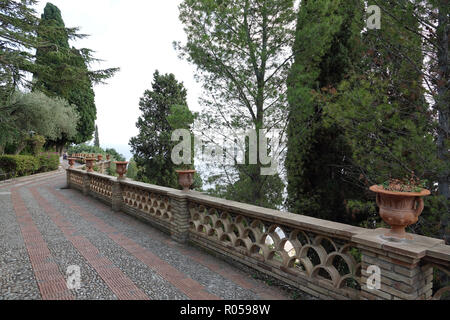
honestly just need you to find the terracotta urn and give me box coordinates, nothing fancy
[176,170,196,191]
[114,161,128,179]
[97,154,103,161]
[106,154,111,161]
[68,158,76,169]
[370,185,430,240]
[85,158,96,173]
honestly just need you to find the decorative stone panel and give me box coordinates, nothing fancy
[188,200,363,299]
[120,183,175,234]
[90,175,113,199]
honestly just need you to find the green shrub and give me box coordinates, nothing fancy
[105,148,125,162]
[37,152,59,172]
[68,143,104,155]
[107,161,118,177]
[126,158,137,179]
[0,155,40,177]
[0,153,59,178]
[67,144,125,162]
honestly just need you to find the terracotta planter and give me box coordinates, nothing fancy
[176,170,196,191]
[114,161,128,179]
[97,154,103,161]
[85,158,96,173]
[370,185,430,240]
[68,158,76,169]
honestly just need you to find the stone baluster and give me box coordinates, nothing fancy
[168,190,190,243]
[111,179,122,212]
[353,228,443,300]
[82,171,90,196]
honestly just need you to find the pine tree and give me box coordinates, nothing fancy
[129,71,194,189]
[0,0,39,103]
[285,0,364,222]
[177,0,296,208]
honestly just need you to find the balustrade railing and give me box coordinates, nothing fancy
[66,167,449,300]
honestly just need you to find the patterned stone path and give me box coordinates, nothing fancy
[0,171,292,300]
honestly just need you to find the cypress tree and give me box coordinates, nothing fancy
[323,1,441,233]
[68,48,97,144]
[285,0,364,222]
[33,3,117,149]
[94,124,99,147]
[33,3,71,96]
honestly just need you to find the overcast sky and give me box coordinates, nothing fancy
[34,0,203,160]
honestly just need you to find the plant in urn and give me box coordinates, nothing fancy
[85,158,96,173]
[114,161,128,179]
[370,172,430,240]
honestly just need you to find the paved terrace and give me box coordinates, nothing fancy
[0,170,293,300]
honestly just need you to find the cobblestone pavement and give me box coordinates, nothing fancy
[0,171,293,300]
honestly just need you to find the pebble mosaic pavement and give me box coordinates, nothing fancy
[0,169,294,300]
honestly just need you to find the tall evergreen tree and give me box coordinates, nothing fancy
[129,71,194,189]
[69,49,97,144]
[0,0,39,103]
[176,0,296,208]
[94,124,99,147]
[434,0,449,242]
[32,3,117,151]
[285,0,364,222]
[322,0,444,238]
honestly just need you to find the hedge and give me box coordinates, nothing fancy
[0,153,59,178]
[37,152,59,172]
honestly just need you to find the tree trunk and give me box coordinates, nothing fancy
[437,0,449,243]
[57,143,64,156]
[14,141,27,155]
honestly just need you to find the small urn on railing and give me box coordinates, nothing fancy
[85,158,96,173]
[176,168,196,192]
[114,161,128,179]
[68,158,76,169]
[370,173,430,240]
[97,154,103,161]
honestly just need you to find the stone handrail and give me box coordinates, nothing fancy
[69,156,111,174]
[66,168,449,300]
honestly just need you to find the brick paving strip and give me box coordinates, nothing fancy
[61,186,288,300]
[173,245,288,300]
[41,184,220,300]
[28,187,150,300]
[46,177,289,300]
[10,187,74,300]
[0,170,65,190]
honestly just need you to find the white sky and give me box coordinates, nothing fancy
[34,0,203,160]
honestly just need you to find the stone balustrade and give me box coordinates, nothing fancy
[66,167,449,300]
[69,154,111,174]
